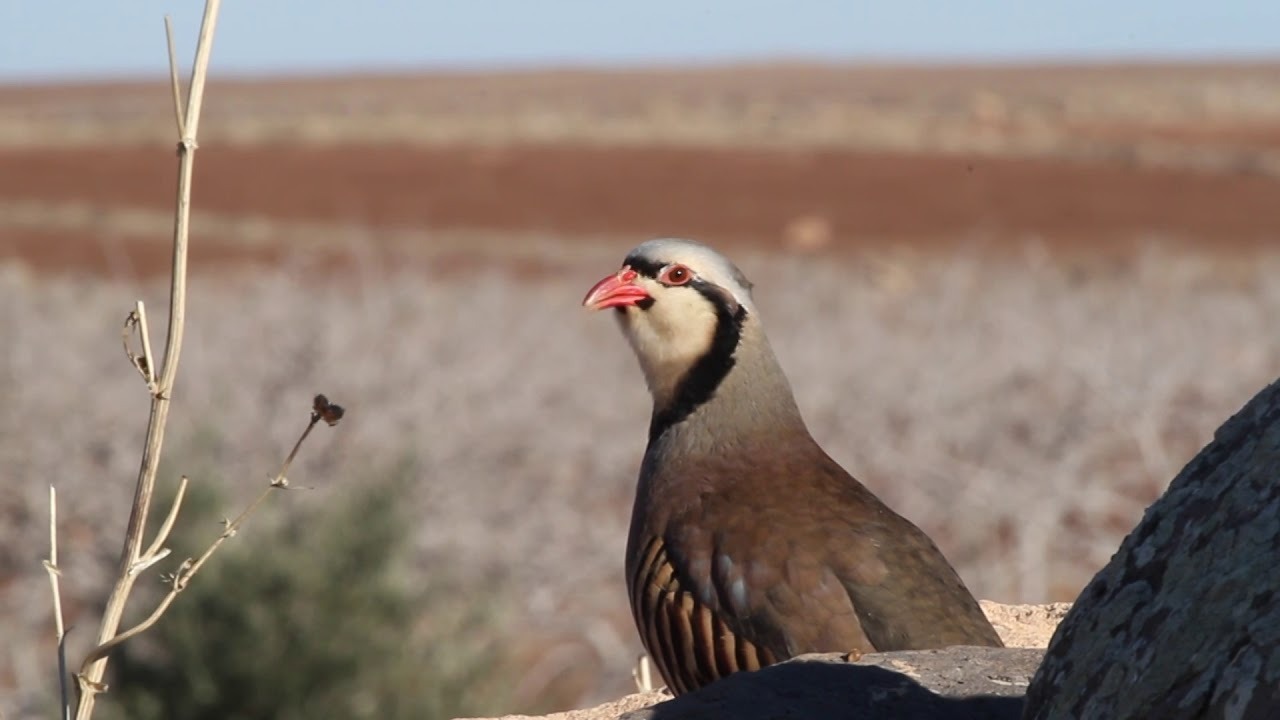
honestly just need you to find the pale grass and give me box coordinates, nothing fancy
[3,239,1280,716]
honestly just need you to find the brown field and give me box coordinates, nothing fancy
[4,61,1280,275]
[3,61,1280,719]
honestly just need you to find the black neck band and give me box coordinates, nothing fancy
[648,288,747,444]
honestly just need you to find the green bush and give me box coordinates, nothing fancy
[103,449,515,720]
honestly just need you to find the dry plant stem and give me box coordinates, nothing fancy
[121,302,156,389]
[122,301,158,389]
[80,485,273,670]
[137,301,156,386]
[632,654,654,693]
[164,16,187,132]
[138,476,188,568]
[75,3,221,718]
[44,486,70,720]
[79,412,325,671]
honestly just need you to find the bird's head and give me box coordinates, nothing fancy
[582,238,759,412]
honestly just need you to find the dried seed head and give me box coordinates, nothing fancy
[312,393,345,426]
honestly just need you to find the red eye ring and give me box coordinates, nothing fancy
[660,264,692,286]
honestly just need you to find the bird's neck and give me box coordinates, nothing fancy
[646,319,807,452]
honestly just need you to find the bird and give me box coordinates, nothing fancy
[581,238,1004,696]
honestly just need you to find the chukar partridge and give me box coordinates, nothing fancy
[582,238,1003,695]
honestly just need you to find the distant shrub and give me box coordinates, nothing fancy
[103,443,517,720]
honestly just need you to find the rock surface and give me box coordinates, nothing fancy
[1024,377,1280,720]
[457,601,1068,720]
[619,646,1044,720]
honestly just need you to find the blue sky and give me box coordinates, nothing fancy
[2,1,1278,82]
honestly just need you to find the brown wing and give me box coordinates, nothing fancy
[828,510,1006,649]
[628,534,781,694]
[626,493,875,694]
[627,447,1001,694]
[801,456,1006,650]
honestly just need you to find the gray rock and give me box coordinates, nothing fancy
[620,646,1045,720]
[1024,377,1280,720]
[454,602,1066,720]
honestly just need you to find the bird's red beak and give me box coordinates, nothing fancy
[583,266,650,310]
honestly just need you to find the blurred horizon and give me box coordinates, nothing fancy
[3,0,1280,82]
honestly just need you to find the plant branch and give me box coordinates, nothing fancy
[137,302,156,386]
[121,302,157,390]
[75,3,221,718]
[138,476,188,568]
[164,17,187,134]
[44,486,69,720]
[79,398,344,672]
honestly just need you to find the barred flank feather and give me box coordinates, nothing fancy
[629,536,773,694]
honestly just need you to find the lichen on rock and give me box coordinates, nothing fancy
[1024,376,1280,719]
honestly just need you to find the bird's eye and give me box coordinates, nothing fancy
[661,264,692,285]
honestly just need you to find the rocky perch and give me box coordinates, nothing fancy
[458,602,1069,720]
[463,376,1280,720]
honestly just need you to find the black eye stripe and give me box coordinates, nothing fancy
[624,256,666,278]
[625,256,696,286]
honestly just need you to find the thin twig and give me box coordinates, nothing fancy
[139,476,189,566]
[75,3,222,718]
[136,301,156,390]
[57,634,71,720]
[80,404,340,671]
[163,16,186,135]
[44,486,69,720]
[121,302,158,389]
[632,654,654,693]
[120,312,138,379]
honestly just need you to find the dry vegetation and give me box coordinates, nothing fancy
[3,239,1279,716]
[3,59,1280,718]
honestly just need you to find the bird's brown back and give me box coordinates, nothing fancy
[626,429,1002,694]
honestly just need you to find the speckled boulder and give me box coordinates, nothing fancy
[1024,377,1280,719]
